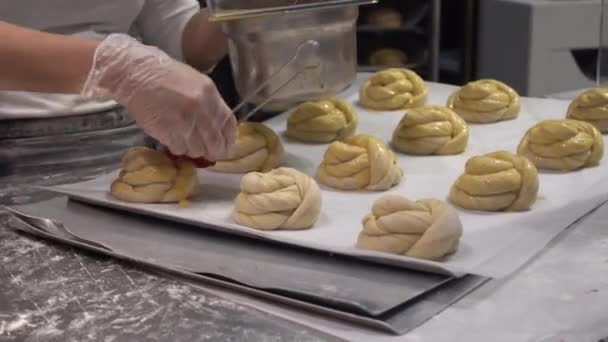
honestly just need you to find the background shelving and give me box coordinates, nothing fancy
[357,0,476,84]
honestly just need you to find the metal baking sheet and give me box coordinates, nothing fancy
[10,197,451,316]
[4,198,488,335]
[49,74,608,278]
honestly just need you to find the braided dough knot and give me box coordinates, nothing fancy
[357,195,463,260]
[567,87,608,133]
[317,135,403,191]
[392,105,469,155]
[450,151,539,211]
[233,168,322,230]
[110,147,198,204]
[360,68,428,110]
[447,79,520,123]
[287,98,358,143]
[517,119,604,171]
[212,122,283,173]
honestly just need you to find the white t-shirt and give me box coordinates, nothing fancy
[0,0,200,119]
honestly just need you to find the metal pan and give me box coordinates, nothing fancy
[4,198,488,335]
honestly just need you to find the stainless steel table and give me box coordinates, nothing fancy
[210,202,608,342]
[0,167,341,342]
[2,129,607,342]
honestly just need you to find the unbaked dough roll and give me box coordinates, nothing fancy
[446,79,520,123]
[212,122,283,173]
[317,135,403,191]
[110,147,198,205]
[287,98,358,143]
[566,87,608,133]
[360,68,428,111]
[392,105,469,155]
[369,48,408,67]
[450,151,539,212]
[517,119,604,171]
[356,195,462,261]
[366,8,403,27]
[233,167,322,231]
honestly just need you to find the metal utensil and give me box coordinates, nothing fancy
[222,4,358,112]
[1,205,113,251]
[158,40,321,165]
[597,0,607,86]
[232,39,321,122]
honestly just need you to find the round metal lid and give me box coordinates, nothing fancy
[0,107,133,139]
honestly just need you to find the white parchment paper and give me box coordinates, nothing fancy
[50,74,608,278]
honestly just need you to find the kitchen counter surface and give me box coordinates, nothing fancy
[2,151,608,342]
[0,167,342,342]
[209,201,608,342]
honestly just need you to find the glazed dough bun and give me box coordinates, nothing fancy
[517,119,604,171]
[212,122,283,173]
[566,87,608,133]
[360,68,428,111]
[287,98,358,143]
[110,147,198,205]
[450,151,539,212]
[447,79,520,123]
[392,105,469,155]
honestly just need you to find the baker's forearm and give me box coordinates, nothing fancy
[0,21,98,93]
[182,9,228,72]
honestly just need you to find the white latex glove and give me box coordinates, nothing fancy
[81,34,237,160]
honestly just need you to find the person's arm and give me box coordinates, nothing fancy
[134,1,227,73]
[0,16,236,158]
[0,21,98,93]
[181,8,228,72]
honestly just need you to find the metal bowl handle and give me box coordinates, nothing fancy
[207,0,377,22]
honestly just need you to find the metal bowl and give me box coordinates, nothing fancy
[221,6,359,112]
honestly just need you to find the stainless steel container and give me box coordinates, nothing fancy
[220,6,360,112]
[0,108,150,177]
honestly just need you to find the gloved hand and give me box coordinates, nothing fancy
[81,34,237,160]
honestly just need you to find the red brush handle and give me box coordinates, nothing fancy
[163,150,216,168]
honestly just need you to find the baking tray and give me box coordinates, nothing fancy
[49,74,608,278]
[4,198,488,335]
